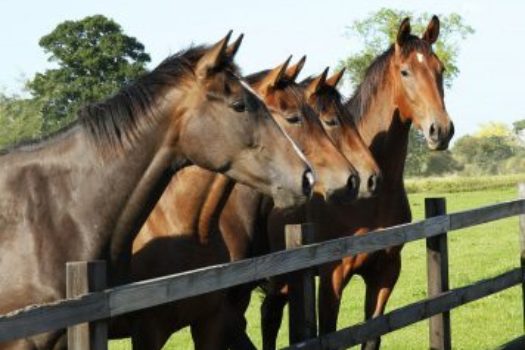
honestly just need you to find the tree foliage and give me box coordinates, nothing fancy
[405,129,462,176]
[513,120,525,133]
[0,93,43,148]
[340,8,474,88]
[27,15,151,132]
[453,134,516,175]
[475,122,514,138]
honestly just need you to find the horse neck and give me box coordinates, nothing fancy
[353,81,411,189]
[87,105,184,284]
[197,173,235,244]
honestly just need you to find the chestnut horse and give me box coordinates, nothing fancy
[113,57,360,350]
[260,67,381,349]
[0,33,314,350]
[261,16,455,350]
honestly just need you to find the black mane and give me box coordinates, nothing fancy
[80,45,211,153]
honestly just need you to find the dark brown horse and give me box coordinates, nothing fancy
[116,57,361,350]
[0,34,314,350]
[261,16,455,350]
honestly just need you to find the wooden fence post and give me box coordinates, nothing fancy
[286,223,317,344]
[518,183,525,332]
[67,261,107,350]
[425,198,451,350]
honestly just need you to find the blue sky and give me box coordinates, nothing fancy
[1,0,524,138]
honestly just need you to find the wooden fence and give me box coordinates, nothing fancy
[2,186,525,349]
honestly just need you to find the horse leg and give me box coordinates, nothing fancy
[50,334,67,350]
[131,310,172,350]
[318,261,349,335]
[227,284,257,350]
[191,311,229,350]
[361,251,401,350]
[261,279,288,350]
[224,301,257,350]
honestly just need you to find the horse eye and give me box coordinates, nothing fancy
[323,119,339,127]
[401,69,410,77]
[231,100,246,113]
[286,115,302,124]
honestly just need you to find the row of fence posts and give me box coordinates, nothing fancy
[68,195,525,350]
[282,198,451,349]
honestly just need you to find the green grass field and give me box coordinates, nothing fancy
[110,183,524,349]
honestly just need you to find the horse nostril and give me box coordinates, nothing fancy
[367,173,382,194]
[429,123,437,140]
[347,174,359,194]
[302,170,315,197]
[429,122,443,142]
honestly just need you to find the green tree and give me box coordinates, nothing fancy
[513,119,525,140]
[404,129,462,176]
[424,151,462,176]
[340,8,474,88]
[404,129,427,176]
[27,15,151,132]
[0,93,43,148]
[475,121,514,138]
[453,135,515,175]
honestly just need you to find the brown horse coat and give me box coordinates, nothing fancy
[261,16,455,350]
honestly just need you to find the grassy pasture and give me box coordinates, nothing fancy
[110,181,524,349]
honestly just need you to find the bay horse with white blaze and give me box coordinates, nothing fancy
[261,16,455,350]
[0,33,313,350]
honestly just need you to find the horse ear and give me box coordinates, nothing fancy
[196,31,232,79]
[259,56,292,93]
[325,68,345,88]
[396,17,411,47]
[305,67,329,98]
[225,33,244,60]
[422,15,440,45]
[285,55,307,82]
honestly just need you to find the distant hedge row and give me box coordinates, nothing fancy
[404,174,525,193]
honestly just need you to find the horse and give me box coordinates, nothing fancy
[113,56,362,350]
[0,33,313,350]
[259,66,381,349]
[260,16,455,350]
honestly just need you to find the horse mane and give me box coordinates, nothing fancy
[82,45,240,154]
[346,35,431,123]
[1,45,240,156]
[299,77,355,125]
